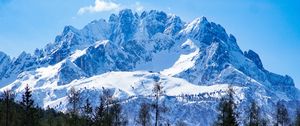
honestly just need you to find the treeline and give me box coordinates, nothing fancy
[214,85,300,126]
[0,81,168,126]
[0,85,71,126]
[1,83,300,126]
[0,85,130,126]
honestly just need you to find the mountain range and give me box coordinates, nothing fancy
[0,9,299,125]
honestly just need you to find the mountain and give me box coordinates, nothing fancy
[0,9,299,125]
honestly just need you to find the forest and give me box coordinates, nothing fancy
[0,83,299,126]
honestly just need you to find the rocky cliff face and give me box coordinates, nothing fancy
[0,51,11,85]
[0,9,299,125]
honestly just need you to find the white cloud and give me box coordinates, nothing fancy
[78,0,120,15]
[135,2,144,12]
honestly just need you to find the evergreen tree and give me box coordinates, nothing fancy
[67,87,81,126]
[0,96,24,126]
[20,84,38,126]
[0,93,81,126]
[82,98,93,126]
[94,88,128,126]
[95,97,105,125]
[1,90,15,126]
[44,106,56,126]
[95,87,113,126]
[276,101,290,126]
[137,103,151,126]
[214,85,238,126]
[95,93,106,126]
[103,88,113,126]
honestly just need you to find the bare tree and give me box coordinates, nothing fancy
[94,87,127,126]
[152,78,165,126]
[67,87,81,126]
[137,103,151,126]
[175,120,188,126]
[246,100,266,126]
[110,99,127,126]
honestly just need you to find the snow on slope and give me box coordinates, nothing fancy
[1,70,246,125]
[1,70,242,110]
[134,38,199,75]
[161,39,200,76]
[0,9,299,125]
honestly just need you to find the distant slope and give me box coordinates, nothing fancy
[0,9,299,125]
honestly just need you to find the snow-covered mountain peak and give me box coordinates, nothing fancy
[140,10,168,23]
[0,9,297,90]
[182,16,209,32]
[61,25,79,35]
[164,14,184,35]
[0,9,299,125]
[181,16,228,46]
[81,19,110,40]
[200,16,208,23]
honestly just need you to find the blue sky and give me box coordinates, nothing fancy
[0,0,299,87]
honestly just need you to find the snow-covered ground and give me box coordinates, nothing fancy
[1,70,246,125]
[0,9,299,125]
[1,70,242,109]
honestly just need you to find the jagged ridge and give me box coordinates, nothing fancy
[0,9,299,125]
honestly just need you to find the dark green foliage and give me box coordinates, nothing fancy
[214,85,238,126]
[0,99,30,126]
[1,90,15,126]
[95,94,106,125]
[0,90,23,126]
[94,88,112,126]
[0,88,73,126]
[20,85,40,126]
[82,99,93,126]
[38,107,71,126]
[6,83,300,126]
[21,85,34,109]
